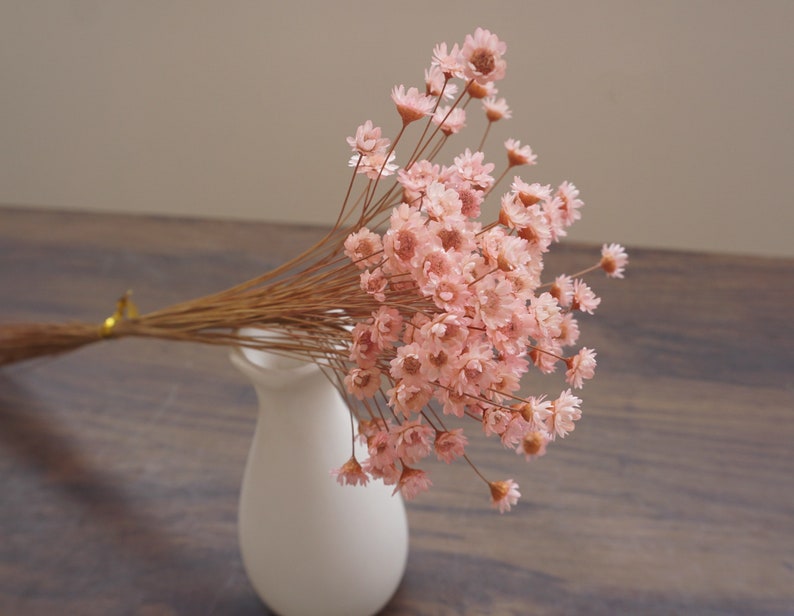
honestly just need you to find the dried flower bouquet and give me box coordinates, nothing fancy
[0,28,627,512]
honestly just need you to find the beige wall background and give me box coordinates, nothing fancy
[1,1,792,257]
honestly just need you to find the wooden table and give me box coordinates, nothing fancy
[1,206,792,615]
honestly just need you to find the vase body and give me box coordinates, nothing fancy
[230,340,409,616]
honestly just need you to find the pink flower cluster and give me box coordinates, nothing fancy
[334,28,627,513]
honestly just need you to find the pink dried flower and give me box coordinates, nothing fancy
[461,27,507,85]
[467,80,498,100]
[550,274,574,307]
[347,120,390,156]
[511,177,551,207]
[600,243,629,278]
[424,181,463,220]
[571,279,601,314]
[504,138,537,167]
[546,389,582,440]
[359,268,387,302]
[370,306,403,349]
[474,275,521,330]
[344,227,383,269]
[434,429,468,463]
[331,456,370,487]
[393,419,435,464]
[349,322,379,367]
[431,42,463,78]
[489,479,520,513]
[349,150,398,180]
[500,411,530,448]
[516,430,550,461]
[519,396,553,431]
[387,380,433,418]
[528,292,563,341]
[425,65,458,100]
[391,85,436,125]
[556,181,584,227]
[542,196,568,242]
[453,149,495,191]
[499,193,535,231]
[483,405,511,438]
[530,339,563,374]
[398,160,441,205]
[455,185,484,218]
[389,342,424,385]
[395,466,433,500]
[558,313,581,347]
[364,429,397,473]
[383,203,429,273]
[482,96,512,122]
[433,105,467,135]
[565,347,597,389]
[344,366,382,400]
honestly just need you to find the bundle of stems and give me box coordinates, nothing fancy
[0,28,628,510]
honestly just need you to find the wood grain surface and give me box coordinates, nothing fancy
[1,206,792,615]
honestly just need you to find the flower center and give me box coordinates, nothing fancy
[470,48,495,75]
[403,355,421,375]
[395,230,417,261]
[438,228,462,251]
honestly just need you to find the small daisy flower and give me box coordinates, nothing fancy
[516,430,550,461]
[389,342,424,385]
[370,306,403,349]
[565,347,597,389]
[550,274,574,307]
[505,138,537,167]
[359,268,387,302]
[571,279,601,314]
[489,479,520,513]
[499,193,533,230]
[434,429,468,463]
[546,389,582,440]
[461,27,507,85]
[346,120,390,156]
[391,85,436,125]
[349,322,379,368]
[600,243,629,278]
[530,339,563,374]
[467,80,498,99]
[528,292,563,340]
[558,313,581,347]
[482,97,512,122]
[350,151,398,180]
[393,418,435,464]
[511,177,551,207]
[425,65,458,100]
[556,181,584,227]
[453,149,495,191]
[387,380,433,418]
[394,465,433,500]
[455,185,485,218]
[431,42,463,78]
[364,429,398,474]
[344,227,383,269]
[433,106,467,135]
[344,366,382,400]
[331,456,369,487]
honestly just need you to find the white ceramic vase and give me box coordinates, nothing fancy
[230,337,409,616]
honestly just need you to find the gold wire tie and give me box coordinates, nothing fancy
[99,290,139,338]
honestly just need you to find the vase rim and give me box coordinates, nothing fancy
[229,328,322,384]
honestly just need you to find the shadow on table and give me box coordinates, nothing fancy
[0,373,262,614]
